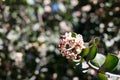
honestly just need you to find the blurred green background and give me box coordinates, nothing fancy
[0,0,120,80]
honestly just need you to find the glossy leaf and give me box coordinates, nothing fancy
[89,44,97,60]
[112,60,120,74]
[98,73,107,80]
[81,47,89,57]
[90,53,106,68]
[101,54,119,72]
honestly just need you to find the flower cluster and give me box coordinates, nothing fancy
[58,32,86,60]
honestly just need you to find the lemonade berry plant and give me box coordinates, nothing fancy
[58,32,119,80]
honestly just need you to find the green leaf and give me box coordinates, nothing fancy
[112,60,120,74]
[94,37,100,45]
[98,73,107,80]
[91,53,106,68]
[89,44,97,60]
[101,54,119,72]
[81,47,89,57]
[71,32,77,38]
[88,37,100,46]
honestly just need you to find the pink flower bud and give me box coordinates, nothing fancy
[58,32,86,60]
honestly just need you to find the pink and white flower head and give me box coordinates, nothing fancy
[58,32,86,60]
